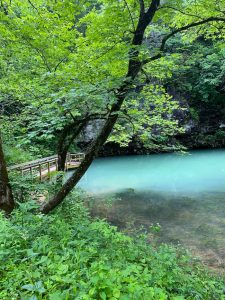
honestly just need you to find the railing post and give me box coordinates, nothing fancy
[66,154,68,168]
[47,162,50,177]
[39,164,42,181]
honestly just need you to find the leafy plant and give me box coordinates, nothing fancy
[0,197,224,299]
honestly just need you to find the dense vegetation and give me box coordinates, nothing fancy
[1,197,225,300]
[1,0,225,298]
[1,0,225,212]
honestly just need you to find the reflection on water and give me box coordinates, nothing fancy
[72,149,225,271]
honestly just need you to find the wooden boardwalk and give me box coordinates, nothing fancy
[8,153,85,180]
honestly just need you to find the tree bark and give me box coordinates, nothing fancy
[57,121,86,171]
[40,0,160,214]
[0,134,15,214]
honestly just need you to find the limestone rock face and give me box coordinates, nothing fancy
[78,91,225,156]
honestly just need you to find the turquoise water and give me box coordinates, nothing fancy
[78,149,225,195]
[74,149,225,271]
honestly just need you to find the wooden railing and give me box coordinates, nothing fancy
[8,152,85,180]
[65,153,85,171]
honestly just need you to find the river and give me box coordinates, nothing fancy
[74,149,225,271]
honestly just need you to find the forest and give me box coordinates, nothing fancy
[1,0,225,299]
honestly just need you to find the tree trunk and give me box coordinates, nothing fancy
[0,134,15,214]
[58,150,68,172]
[57,121,87,171]
[40,0,160,214]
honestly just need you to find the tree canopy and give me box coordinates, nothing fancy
[0,0,225,212]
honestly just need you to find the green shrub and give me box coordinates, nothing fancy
[189,108,199,123]
[195,130,225,148]
[4,145,36,166]
[0,197,224,300]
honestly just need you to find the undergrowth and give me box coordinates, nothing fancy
[0,195,224,300]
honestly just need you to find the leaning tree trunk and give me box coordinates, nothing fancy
[40,0,160,214]
[0,134,15,214]
[41,98,124,213]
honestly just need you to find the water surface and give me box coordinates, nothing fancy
[75,149,225,271]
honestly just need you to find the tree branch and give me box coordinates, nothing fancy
[54,57,67,72]
[144,16,225,64]
[158,5,202,19]
[146,0,160,15]
[123,0,136,32]
[139,0,145,17]
[119,111,137,135]
[24,38,52,72]
[27,0,39,14]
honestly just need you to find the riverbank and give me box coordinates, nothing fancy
[1,196,224,299]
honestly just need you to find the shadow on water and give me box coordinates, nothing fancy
[86,189,225,272]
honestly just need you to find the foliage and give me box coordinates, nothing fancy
[3,144,36,165]
[0,0,132,150]
[168,40,225,104]
[191,130,225,148]
[0,198,224,300]
[189,108,199,123]
[1,2,225,297]
[3,0,221,152]
[109,85,182,147]
[0,0,225,156]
